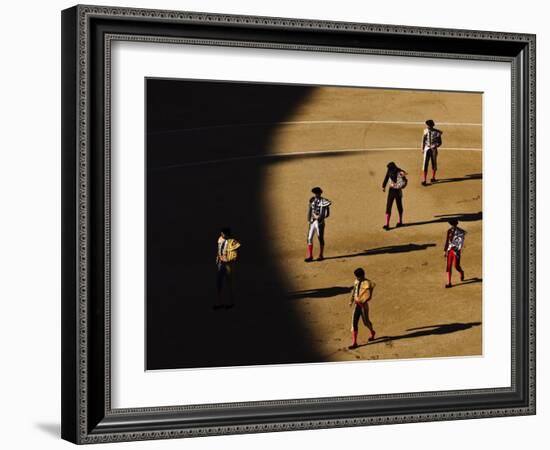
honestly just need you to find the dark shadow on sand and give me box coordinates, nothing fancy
[433,173,482,185]
[361,322,482,348]
[146,79,332,370]
[323,243,436,260]
[400,211,482,228]
[286,286,351,300]
[450,277,483,287]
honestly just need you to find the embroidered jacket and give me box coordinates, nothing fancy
[217,237,241,263]
[307,197,332,223]
[351,278,376,304]
[444,226,466,252]
[422,127,443,152]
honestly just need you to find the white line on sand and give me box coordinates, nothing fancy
[280,120,481,126]
[151,147,482,170]
[150,120,481,135]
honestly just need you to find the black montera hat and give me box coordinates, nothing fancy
[426,119,435,127]
[448,219,459,226]
[311,187,323,194]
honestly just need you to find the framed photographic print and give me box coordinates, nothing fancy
[61,4,536,444]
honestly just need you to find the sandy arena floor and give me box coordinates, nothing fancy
[146,85,482,369]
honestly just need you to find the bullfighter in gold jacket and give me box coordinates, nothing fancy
[348,268,377,349]
[214,227,241,310]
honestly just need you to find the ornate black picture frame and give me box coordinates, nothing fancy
[61,4,536,444]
